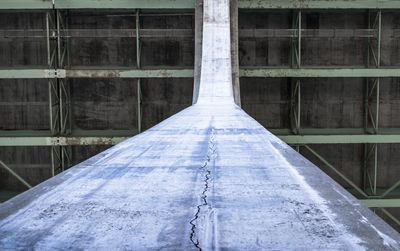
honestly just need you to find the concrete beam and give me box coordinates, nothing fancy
[240,68,400,78]
[192,0,203,104]
[54,0,196,9]
[231,0,241,106]
[238,0,400,9]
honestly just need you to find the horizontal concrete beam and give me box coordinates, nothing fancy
[279,135,400,144]
[54,0,196,9]
[1,134,400,146]
[361,199,400,208]
[238,0,400,9]
[240,68,400,78]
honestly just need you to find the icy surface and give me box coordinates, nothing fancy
[1,0,400,250]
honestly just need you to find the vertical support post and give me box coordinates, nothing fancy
[50,9,71,174]
[291,11,301,69]
[297,81,301,132]
[46,11,61,176]
[373,143,378,195]
[47,11,59,136]
[136,9,142,133]
[377,11,382,69]
[193,0,203,104]
[230,0,241,106]
[290,80,301,135]
[373,11,381,196]
[297,11,302,69]
[290,11,302,137]
[57,10,71,137]
[364,10,381,195]
[46,12,51,67]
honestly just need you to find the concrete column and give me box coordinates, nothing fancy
[230,0,241,106]
[192,0,203,104]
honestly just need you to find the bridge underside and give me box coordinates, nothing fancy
[1,0,400,249]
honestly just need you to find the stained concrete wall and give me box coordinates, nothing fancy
[0,12,47,67]
[239,11,291,67]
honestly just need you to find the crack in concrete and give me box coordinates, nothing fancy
[189,128,216,251]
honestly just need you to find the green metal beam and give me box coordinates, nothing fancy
[63,69,194,78]
[4,68,400,79]
[0,161,32,189]
[270,128,400,135]
[238,0,400,9]
[0,0,53,9]
[279,135,400,144]
[240,68,400,78]
[0,69,193,79]
[0,69,57,79]
[361,199,400,208]
[54,0,196,9]
[304,145,369,198]
[348,187,400,197]
[0,129,136,137]
[381,209,400,227]
[1,134,400,146]
[2,0,399,10]
[3,128,400,137]
[0,137,126,146]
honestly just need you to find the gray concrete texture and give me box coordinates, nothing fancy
[0,9,400,229]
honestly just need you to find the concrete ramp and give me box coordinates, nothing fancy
[1,0,400,250]
[197,0,234,104]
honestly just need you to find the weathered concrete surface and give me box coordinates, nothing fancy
[1,104,400,250]
[193,0,203,104]
[1,0,400,250]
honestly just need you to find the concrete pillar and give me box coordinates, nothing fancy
[192,0,203,104]
[230,0,241,106]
